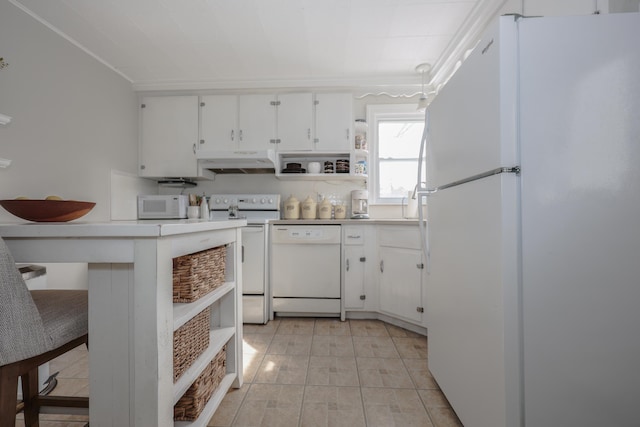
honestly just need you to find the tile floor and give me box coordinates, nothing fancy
[16,318,463,427]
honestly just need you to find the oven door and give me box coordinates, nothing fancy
[242,225,268,324]
[242,225,266,294]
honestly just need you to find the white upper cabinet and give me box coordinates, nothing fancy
[200,95,239,151]
[276,93,313,151]
[139,95,199,178]
[314,93,353,152]
[238,94,277,150]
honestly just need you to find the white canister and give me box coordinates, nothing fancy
[334,204,346,219]
[187,206,200,219]
[318,198,332,219]
[284,195,300,219]
[301,196,317,219]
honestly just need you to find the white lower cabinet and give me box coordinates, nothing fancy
[342,225,376,317]
[377,226,426,325]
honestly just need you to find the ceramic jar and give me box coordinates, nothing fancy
[283,195,300,219]
[334,203,346,219]
[301,196,317,219]
[318,198,332,219]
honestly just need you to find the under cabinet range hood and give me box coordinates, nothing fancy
[197,149,277,174]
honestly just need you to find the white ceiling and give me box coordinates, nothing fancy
[10,0,505,92]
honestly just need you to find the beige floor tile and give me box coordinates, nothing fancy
[243,352,265,383]
[276,318,316,335]
[232,383,303,427]
[254,354,310,385]
[356,358,414,389]
[267,334,313,355]
[349,320,390,337]
[243,333,274,354]
[307,356,360,386]
[418,389,452,409]
[243,319,281,335]
[207,383,250,426]
[425,407,464,427]
[300,385,366,427]
[403,359,439,390]
[353,336,400,358]
[361,387,434,427]
[393,337,428,359]
[314,319,351,336]
[385,324,426,339]
[311,335,355,357]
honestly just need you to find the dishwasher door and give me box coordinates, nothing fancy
[271,225,341,313]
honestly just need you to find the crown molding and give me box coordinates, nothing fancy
[428,0,508,93]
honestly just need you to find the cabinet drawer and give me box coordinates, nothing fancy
[378,226,421,250]
[343,226,365,245]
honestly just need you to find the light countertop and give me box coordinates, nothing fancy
[0,219,247,238]
[270,218,424,226]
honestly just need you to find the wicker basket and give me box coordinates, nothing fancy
[173,245,226,303]
[174,345,227,421]
[173,308,211,382]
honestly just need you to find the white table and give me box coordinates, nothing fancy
[0,220,245,427]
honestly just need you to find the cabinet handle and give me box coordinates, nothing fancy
[346,128,350,141]
[346,259,349,271]
[239,130,243,141]
[192,143,196,154]
[231,130,235,141]
[307,128,311,140]
[380,260,384,273]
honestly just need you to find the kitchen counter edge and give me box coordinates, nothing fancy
[0,219,247,238]
[270,218,424,226]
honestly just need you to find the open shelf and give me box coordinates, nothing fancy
[173,282,235,331]
[172,328,235,405]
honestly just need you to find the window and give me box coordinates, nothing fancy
[367,104,425,204]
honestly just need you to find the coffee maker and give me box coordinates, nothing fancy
[351,189,369,219]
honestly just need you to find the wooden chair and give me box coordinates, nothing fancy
[0,237,89,427]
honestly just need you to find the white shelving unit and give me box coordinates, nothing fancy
[276,151,367,181]
[172,241,242,427]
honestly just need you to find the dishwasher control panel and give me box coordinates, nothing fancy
[272,225,341,244]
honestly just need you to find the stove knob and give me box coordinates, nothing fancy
[215,198,221,205]
[268,198,274,204]
[260,198,266,204]
[223,198,228,204]
[251,198,257,203]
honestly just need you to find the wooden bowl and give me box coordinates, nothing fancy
[0,199,96,222]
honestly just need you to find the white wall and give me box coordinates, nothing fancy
[0,2,138,288]
[0,1,138,223]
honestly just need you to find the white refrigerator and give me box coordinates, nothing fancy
[417,13,640,427]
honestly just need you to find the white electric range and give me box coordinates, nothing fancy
[209,194,280,324]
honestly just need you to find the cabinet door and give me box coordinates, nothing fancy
[276,93,313,151]
[139,96,199,177]
[378,246,424,323]
[344,245,366,309]
[314,93,353,152]
[238,94,276,150]
[201,95,238,151]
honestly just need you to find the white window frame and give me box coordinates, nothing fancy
[366,104,425,205]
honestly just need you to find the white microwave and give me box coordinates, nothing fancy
[137,195,188,219]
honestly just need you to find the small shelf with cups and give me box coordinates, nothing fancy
[276,151,367,181]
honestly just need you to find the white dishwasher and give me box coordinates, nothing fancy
[271,225,341,317]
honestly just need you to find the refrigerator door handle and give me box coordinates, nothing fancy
[424,166,520,194]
